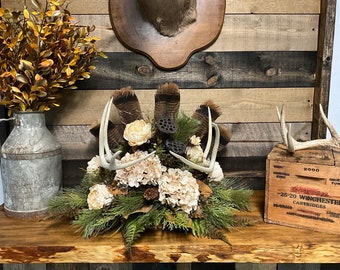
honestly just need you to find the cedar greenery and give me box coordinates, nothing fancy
[48,171,253,252]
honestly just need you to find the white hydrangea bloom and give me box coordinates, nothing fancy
[86,155,102,173]
[87,184,113,210]
[158,168,200,214]
[114,150,167,187]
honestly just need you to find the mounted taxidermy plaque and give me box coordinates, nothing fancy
[109,0,226,70]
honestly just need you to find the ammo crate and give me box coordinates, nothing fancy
[265,144,340,234]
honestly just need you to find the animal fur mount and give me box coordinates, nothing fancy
[137,0,197,37]
[109,0,225,69]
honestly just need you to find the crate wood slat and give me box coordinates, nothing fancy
[1,191,340,263]
[45,88,313,126]
[1,0,320,15]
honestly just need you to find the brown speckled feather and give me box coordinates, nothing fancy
[112,87,143,124]
[192,100,222,138]
[154,82,180,123]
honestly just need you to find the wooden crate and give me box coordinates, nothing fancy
[265,144,340,234]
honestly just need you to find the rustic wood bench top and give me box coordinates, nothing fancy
[0,190,339,264]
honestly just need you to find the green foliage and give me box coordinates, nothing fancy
[191,219,229,245]
[0,0,106,114]
[47,173,253,251]
[210,178,253,211]
[162,210,192,231]
[172,112,200,142]
[73,208,121,238]
[47,187,88,219]
[110,191,146,217]
[122,204,166,250]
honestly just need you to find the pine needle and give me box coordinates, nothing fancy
[47,188,88,219]
[162,210,192,231]
[172,111,200,142]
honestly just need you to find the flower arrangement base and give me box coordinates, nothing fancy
[1,112,62,219]
[47,84,252,250]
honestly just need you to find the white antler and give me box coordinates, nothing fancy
[277,104,340,153]
[99,98,155,170]
[170,107,220,173]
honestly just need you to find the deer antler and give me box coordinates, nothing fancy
[99,98,155,170]
[170,107,220,173]
[277,104,340,153]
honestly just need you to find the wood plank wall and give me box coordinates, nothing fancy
[2,0,325,188]
[0,0,336,269]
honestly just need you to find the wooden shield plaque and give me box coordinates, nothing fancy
[109,0,226,70]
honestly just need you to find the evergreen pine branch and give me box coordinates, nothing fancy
[214,189,253,211]
[191,219,230,245]
[72,208,121,238]
[191,218,209,238]
[162,210,192,232]
[47,188,88,219]
[210,178,253,211]
[172,112,200,142]
[202,203,235,230]
[122,204,166,251]
[111,191,146,217]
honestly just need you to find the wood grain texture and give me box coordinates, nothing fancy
[50,122,311,161]
[75,51,317,90]
[0,0,321,15]
[1,0,321,14]
[1,191,340,263]
[45,88,314,125]
[312,0,336,139]
[72,14,319,53]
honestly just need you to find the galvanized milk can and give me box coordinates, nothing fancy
[1,112,62,218]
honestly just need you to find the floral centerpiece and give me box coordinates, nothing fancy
[48,83,253,251]
[0,0,106,115]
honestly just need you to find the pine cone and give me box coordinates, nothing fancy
[143,187,159,201]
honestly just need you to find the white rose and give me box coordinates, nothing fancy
[86,155,102,173]
[123,119,152,146]
[186,145,204,163]
[87,184,114,210]
[186,135,204,163]
[189,135,201,146]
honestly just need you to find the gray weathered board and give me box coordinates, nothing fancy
[0,0,337,269]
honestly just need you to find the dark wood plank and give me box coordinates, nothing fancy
[278,264,320,270]
[191,263,235,270]
[3,265,46,270]
[47,264,89,270]
[89,264,132,270]
[76,51,317,90]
